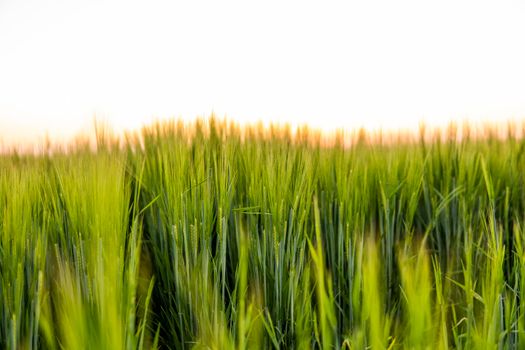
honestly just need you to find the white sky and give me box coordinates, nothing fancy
[1,0,525,145]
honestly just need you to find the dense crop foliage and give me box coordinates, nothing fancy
[2,119,525,349]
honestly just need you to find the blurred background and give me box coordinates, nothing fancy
[1,0,524,147]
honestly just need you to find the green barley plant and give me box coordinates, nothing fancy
[2,117,525,349]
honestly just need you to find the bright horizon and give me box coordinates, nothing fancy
[1,0,525,147]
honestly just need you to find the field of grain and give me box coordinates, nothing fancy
[1,119,525,349]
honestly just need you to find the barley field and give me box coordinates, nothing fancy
[2,119,525,349]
